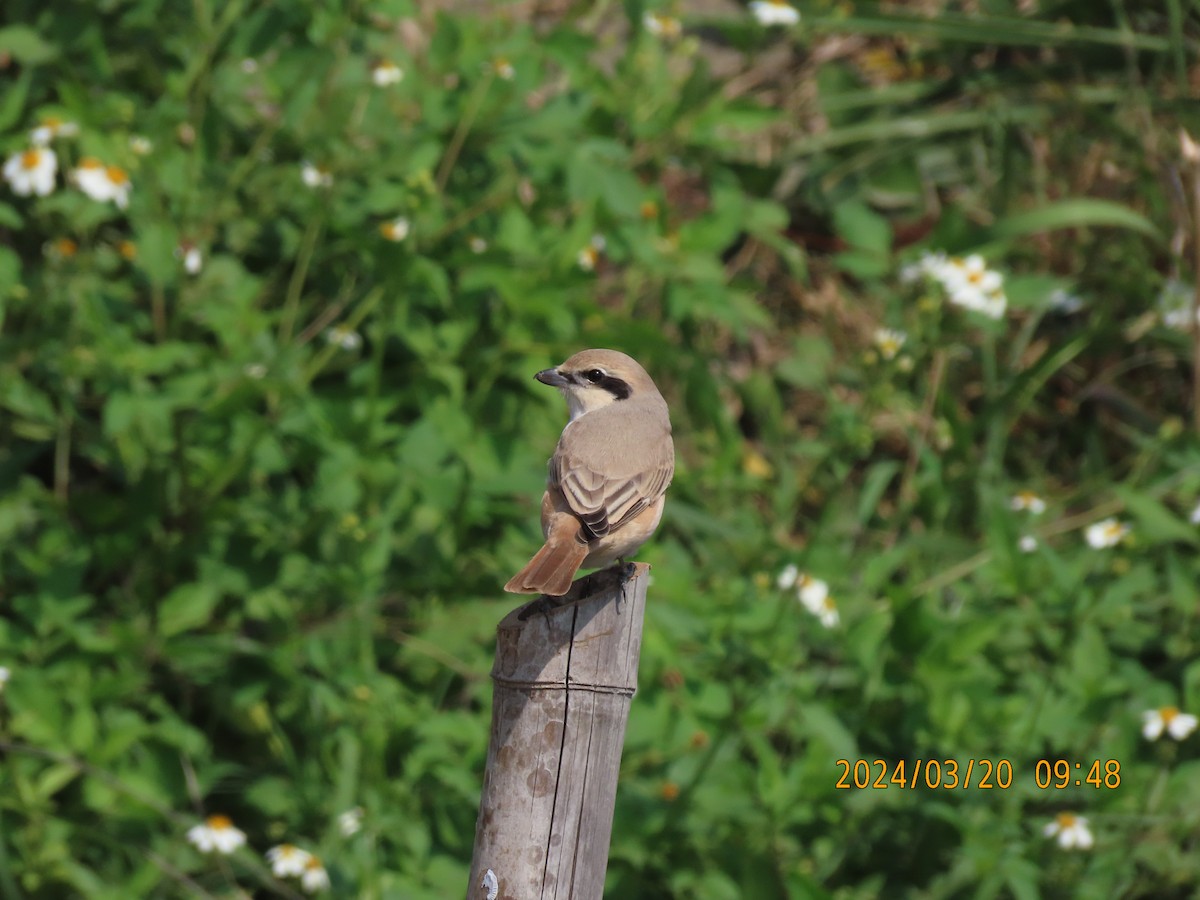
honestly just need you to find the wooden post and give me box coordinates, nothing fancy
[467,563,649,900]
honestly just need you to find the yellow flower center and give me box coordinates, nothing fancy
[1160,706,1179,723]
[822,596,836,611]
[206,814,233,830]
[1103,522,1123,539]
[304,855,323,870]
[106,166,129,186]
[1056,812,1077,828]
[79,157,103,171]
[55,238,78,257]
[21,149,42,169]
[118,240,137,260]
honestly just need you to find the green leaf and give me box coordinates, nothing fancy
[0,26,58,64]
[989,198,1160,241]
[158,582,222,637]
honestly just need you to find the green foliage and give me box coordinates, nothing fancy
[1,0,1199,898]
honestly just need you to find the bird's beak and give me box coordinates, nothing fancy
[535,368,570,387]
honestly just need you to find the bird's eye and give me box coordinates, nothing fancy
[584,369,605,384]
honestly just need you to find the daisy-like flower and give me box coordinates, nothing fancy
[186,815,247,855]
[941,255,1007,319]
[643,12,683,39]
[1085,518,1129,549]
[371,60,404,86]
[244,363,268,379]
[30,117,79,146]
[776,563,799,591]
[326,325,362,351]
[1018,534,1038,553]
[796,575,839,628]
[750,0,800,26]
[301,162,333,189]
[903,252,1006,318]
[873,327,907,360]
[577,234,606,272]
[1043,812,1093,850]
[118,240,137,261]
[301,855,331,893]
[900,250,953,284]
[492,57,515,80]
[176,242,203,275]
[1158,279,1198,330]
[1142,706,1199,741]
[468,236,488,254]
[338,806,364,837]
[379,216,410,242]
[71,158,131,208]
[129,135,153,156]
[1010,491,1047,515]
[4,147,58,197]
[267,844,313,878]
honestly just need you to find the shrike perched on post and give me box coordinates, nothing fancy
[505,349,675,597]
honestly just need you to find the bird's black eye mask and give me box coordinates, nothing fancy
[572,368,631,400]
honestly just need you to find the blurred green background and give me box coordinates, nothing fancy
[2,0,1200,897]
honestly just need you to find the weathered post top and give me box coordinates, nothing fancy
[468,563,650,900]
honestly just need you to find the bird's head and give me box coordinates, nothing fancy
[535,349,659,421]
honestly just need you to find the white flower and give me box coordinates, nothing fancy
[337,806,364,836]
[326,325,362,350]
[4,147,57,197]
[492,58,515,80]
[71,158,131,209]
[1010,491,1046,515]
[1158,279,1199,330]
[301,856,331,892]
[1018,534,1038,553]
[176,243,203,275]
[905,252,1007,318]
[1190,501,1200,525]
[30,117,79,146]
[371,60,404,86]
[267,844,313,877]
[469,236,488,254]
[776,563,799,590]
[379,217,410,242]
[187,815,247,855]
[244,363,267,379]
[129,135,153,156]
[643,12,683,39]
[873,327,907,360]
[1085,518,1129,549]
[0,666,10,690]
[1142,706,1199,741]
[796,575,839,627]
[750,0,800,26]
[1043,813,1093,850]
[577,234,606,271]
[301,162,333,189]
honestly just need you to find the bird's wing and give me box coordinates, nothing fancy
[550,439,674,540]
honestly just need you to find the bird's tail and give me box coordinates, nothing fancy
[504,532,589,596]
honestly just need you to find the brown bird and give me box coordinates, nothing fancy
[504,349,675,597]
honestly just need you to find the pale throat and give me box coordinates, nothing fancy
[563,387,617,422]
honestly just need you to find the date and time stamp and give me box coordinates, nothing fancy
[835,758,1122,790]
